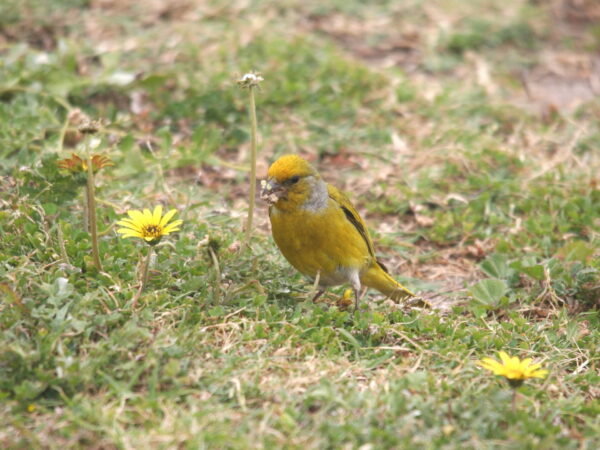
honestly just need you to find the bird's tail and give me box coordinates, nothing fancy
[361,261,414,302]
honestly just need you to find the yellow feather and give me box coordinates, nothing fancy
[361,264,414,302]
[266,154,414,305]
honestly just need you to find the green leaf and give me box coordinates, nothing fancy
[14,380,48,401]
[336,327,361,350]
[521,264,545,280]
[42,202,58,215]
[469,278,508,307]
[510,259,545,280]
[556,241,594,263]
[480,254,510,279]
[137,73,170,90]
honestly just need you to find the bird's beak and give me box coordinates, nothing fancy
[260,178,285,205]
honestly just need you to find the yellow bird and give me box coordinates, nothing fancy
[261,154,414,310]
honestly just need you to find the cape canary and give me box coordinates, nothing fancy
[261,154,414,310]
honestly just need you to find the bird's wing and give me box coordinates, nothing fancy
[327,184,376,258]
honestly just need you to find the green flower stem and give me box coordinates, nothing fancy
[140,247,153,292]
[132,247,153,308]
[82,189,89,232]
[57,221,70,265]
[86,150,102,271]
[208,246,221,303]
[245,86,258,243]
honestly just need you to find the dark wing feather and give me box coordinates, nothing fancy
[376,260,389,274]
[327,184,376,258]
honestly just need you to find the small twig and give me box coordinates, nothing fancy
[231,378,247,412]
[96,198,123,211]
[229,279,265,296]
[535,265,566,307]
[97,223,115,237]
[223,306,248,321]
[389,328,425,353]
[526,128,584,182]
[102,286,121,311]
[407,353,423,373]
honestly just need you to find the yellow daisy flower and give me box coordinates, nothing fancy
[57,153,114,173]
[479,351,548,387]
[117,205,183,245]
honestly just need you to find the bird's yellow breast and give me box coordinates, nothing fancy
[269,196,372,285]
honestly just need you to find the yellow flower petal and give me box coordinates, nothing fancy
[117,206,182,244]
[480,351,548,383]
[127,209,145,223]
[117,229,144,238]
[163,220,183,234]
[159,209,178,227]
[116,219,139,229]
[479,358,502,370]
[153,205,163,224]
[498,351,511,365]
[528,362,542,371]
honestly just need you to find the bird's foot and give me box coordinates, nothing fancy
[405,296,433,308]
[335,288,354,310]
[311,289,325,303]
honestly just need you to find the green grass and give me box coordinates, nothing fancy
[1,0,599,447]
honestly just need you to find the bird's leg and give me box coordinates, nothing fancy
[355,286,368,310]
[353,288,360,312]
[310,270,323,303]
[350,271,362,312]
[312,289,325,303]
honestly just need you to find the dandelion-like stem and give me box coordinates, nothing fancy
[82,190,89,232]
[141,247,152,291]
[57,222,70,265]
[132,247,153,308]
[245,86,258,243]
[208,246,221,303]
[85,146,102,271]
[512,389,517,412]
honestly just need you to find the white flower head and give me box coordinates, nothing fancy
[89,137,102,149]
[237,72,264,89]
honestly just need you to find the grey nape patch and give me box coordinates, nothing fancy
[301,176,328,213]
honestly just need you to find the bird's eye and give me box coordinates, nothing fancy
[289,175,300,184]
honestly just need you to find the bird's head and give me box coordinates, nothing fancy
[261,155,320,210]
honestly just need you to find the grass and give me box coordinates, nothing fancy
[1,0,599,447]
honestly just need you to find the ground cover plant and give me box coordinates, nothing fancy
[1,0,599,447]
